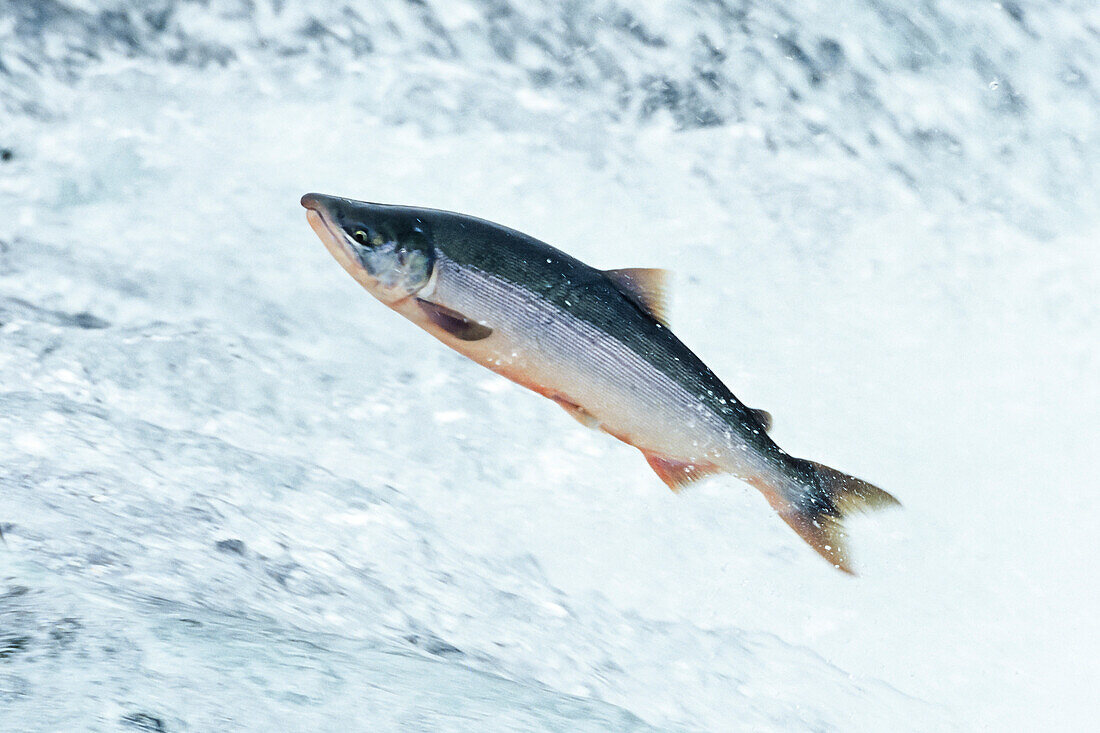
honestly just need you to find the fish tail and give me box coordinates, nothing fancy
[757,459,900,574]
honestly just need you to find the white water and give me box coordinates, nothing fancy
[1,1,1097,730]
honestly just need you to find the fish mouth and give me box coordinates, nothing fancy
[301,192,341,240]
[301,192,337,213]
[301,192,366,284]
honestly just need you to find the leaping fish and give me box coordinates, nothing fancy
[301,193,900,573]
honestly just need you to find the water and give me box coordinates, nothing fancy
[1,1,1097,730]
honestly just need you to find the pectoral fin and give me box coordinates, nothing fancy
[416,299,493,341]
[641,450,723,493]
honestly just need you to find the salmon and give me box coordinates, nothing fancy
[301,193,899,573]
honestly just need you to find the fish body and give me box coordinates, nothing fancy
[302,193,898,572]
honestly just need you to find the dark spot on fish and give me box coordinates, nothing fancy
[215,538,246,556]
[120,713,167,732]
[0,149,12,162]
[0,635,30,660]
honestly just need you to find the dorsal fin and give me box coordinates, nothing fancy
[603,268,672,327]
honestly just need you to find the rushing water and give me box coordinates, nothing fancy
[1,1,1096,730]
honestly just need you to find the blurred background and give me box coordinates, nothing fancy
[1,1,1096,730]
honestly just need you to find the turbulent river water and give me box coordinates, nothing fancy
[1,1,1097,730]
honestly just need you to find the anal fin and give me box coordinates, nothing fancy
[641,450,723,493]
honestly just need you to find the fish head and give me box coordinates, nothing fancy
[301,193,435,304]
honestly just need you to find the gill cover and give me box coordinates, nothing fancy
[356,222,434,294]
[302,193,436,298]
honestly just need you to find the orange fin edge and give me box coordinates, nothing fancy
[641,450,723,493]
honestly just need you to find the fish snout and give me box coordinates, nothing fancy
[301,192,340,213]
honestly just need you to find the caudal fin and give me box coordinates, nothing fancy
[769,460,900,574]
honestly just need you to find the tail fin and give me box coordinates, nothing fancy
[769,460,900,574]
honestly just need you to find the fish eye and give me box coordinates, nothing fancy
[352,229,370,246]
